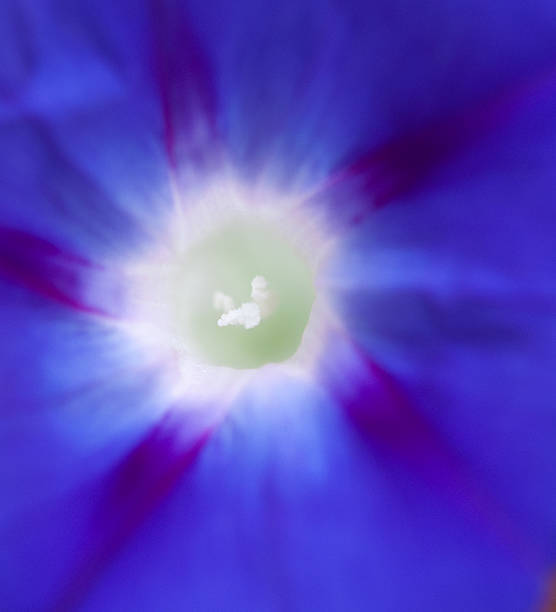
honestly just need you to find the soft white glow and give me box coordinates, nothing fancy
[111,172,338,406]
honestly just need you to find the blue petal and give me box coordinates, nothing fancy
[0,282,185,607]
[0,1,210,258]
[2,0,556,609]
[327,78,556,562]
[186,0,556,187]
[78,378,543,611]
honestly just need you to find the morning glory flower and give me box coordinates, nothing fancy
[1,1,556,610]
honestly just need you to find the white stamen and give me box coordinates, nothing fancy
[217,301,261,330]
[214,275,273,330]
[250,275,270,302]
[213,291,235,312]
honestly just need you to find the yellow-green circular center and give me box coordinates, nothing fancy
[173,218,315,369]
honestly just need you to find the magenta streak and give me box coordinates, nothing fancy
[322,337,542,568]
[306,65,556,224]
[54,416,213,610]
[149,0,221,173]
[0,226,108,315]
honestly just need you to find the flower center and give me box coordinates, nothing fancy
[173,218,315,369]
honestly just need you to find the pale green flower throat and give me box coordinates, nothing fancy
[174,219,315,369]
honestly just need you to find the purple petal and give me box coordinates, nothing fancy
[0,225,116,314]
[54,414,212,610]
[149,0,222,176]
[304,67,556,228]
